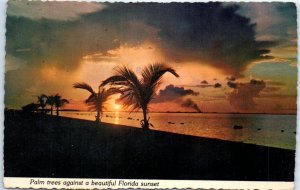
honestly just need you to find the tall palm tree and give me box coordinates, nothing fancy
[46,95,55,115]
[53,94,69,116]
[37,94,48,114]
[73,83,122,122]
[101,63,179,130]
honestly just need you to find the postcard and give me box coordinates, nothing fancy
[3,0,297,189]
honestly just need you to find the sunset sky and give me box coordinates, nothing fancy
[5,1,297,114]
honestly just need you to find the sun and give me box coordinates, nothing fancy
[114,104,121,110]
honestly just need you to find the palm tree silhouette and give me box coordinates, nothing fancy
[73,83,122,122]
[53,94,69,116]
[37,94,48,114]
[46,95,55,115]
[101,63,179,130]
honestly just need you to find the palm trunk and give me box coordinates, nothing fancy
[95,108,100,122]
[50,105,53,115]
[42,106,45,114]
[142,108,149,130]
[56,107,59,116]
[95,92,100,123]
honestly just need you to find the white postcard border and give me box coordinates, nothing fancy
[1,0,299,189]
[3,177,294,189]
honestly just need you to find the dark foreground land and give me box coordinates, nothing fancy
[4,111,295,181]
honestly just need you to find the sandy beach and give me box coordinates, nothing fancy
[4,111,295,181]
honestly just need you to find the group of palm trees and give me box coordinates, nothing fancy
[23,94,69,116]
[74,63,179,130]
[37,94,69,116]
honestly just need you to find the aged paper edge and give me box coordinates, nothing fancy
[2,0,300,190]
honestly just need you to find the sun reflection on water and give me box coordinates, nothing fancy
[114,111,120,124]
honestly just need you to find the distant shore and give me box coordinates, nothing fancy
[4,111,295,181]
[58,109,297,115]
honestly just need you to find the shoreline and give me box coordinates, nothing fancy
[61,112,296,151]
[4,111,295,181]
[61,115,295,151]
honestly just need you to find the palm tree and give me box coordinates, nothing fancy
[53,94,69,116]
[101,63,179,130]
[73,83,122,122]
[46,95,55,115]
[37,94,48,114]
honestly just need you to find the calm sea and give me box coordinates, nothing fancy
[60,111,296,150]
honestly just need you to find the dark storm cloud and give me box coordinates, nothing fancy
[152,85,199,103]
[237,3,297,50]
[227,79,266,110]
[6,16,122,71]
[151,85,201,112]
[6,2,277,74]
[122,3,275,74]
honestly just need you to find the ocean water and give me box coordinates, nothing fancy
[60,111,296,150]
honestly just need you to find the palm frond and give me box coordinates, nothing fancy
[46,95,55,105]
[118,92,139,110]
[101,76,128,87]
[101,66,143,111]
[116,66,141,87]
[73,82,95,94]
[141,63,180,105]
[142,63,179,87]
[105,87,124,96]
[86,94,96,103]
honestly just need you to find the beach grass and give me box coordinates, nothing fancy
[4,111,295,181]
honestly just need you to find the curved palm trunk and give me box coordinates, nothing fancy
[142,108,149,130]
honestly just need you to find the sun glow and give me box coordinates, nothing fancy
[114,104,121,110]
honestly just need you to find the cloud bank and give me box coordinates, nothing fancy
[152,85,200,112]
[6,2,277,74]
[7,1,105,21]
[5,2,296,110]
[227,79,266,110]
[152,85,198,103]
